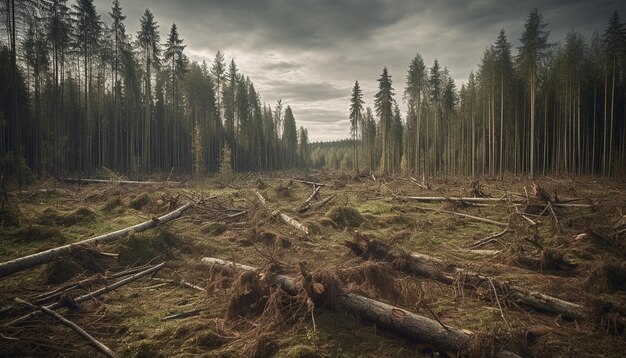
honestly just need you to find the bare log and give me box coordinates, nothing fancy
[0,204,192,279]
[272,210,309,235]
[5,263,166,327]
[414,206,508,228]
[60,177,182,185]
[346,236,588,321]
[14,298,116,357]
[201,257,518,356]
[255,191,269,208]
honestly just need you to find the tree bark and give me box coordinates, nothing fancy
[345,236,589,321]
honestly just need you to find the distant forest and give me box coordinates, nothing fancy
[1,4,625,180]
[315,9,625,178]
[0,0,309,179]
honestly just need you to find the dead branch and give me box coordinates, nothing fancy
[0,204,191,279]
[297,194,336,214]
[293,179,327,187]
[468,227,510,249]
[414,206,508,228]
[5,263,166,327]
[160,308,207,321]
[14,298,116,357]
[151,278,206,293]
[299,185,321,209]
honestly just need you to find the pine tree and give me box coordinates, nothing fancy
[602,11,625,176]
[518,8,551,178]
[73,0,102,171]
[164,22,188,169]
[405,53,427,173]
[495,29,513,179]
[109,0,126,170]
[349,80,364,173]
[374,67,395,174]
[211,50,226,122]
[282,105,298,167]
[137,9,160,174]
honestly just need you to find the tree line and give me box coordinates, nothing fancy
[0,0,309,180]
[346,9,625,178]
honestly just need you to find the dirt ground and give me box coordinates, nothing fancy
[0,171,625,357]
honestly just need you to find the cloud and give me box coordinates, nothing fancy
[93,0,626,141]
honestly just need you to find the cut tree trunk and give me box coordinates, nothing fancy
[0,204,191,279]
[201,257,519,357]
[345,235,589,321]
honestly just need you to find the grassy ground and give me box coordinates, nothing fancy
[0,171,625,357]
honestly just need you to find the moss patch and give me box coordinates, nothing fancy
[325,206,364,228]
[118,230,187,265]
[14,225,64,243]
[39,207,97,227]
[130,193,152,210]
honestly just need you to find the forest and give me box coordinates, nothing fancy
[1,0,309,179]
[1,1,626,357]
[315,10,626,178]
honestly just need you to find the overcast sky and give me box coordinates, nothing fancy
[94,0,624,141]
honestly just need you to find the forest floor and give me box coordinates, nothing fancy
[0,171,625,357]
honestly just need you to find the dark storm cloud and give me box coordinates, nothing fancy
[93,0,625,140]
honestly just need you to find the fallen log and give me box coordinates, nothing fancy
[201,257,519,357]
[60,177,182,185]
[256,191,308,235]
[345,235,588,321]
[14,298,116,357]
[414,206,508,228]
[297,194,336,214]
[272,210,309,235]
[5,263,166,327]
[397,196,592,208]
[0,203,192,279]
